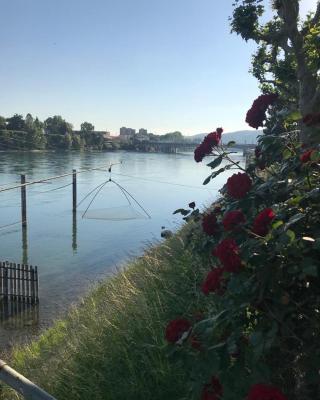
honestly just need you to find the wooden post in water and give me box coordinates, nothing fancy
[21,174,27,227]
[72,169,77,213]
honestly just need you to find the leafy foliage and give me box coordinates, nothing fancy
[167,129,320,399]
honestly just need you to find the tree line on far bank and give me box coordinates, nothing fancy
[0,114,116,151]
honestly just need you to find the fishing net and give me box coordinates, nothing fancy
[83,205,146,221]
[77,178,151,221]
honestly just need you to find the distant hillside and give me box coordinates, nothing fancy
[186,130,263,145]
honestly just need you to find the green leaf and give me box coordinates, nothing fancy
[302,264,318,277]
[173,208,190,216]
[211,167,227,179]
[284,213,305,230]
[272,220,284,229]
[310,150,320,162]
[282,148,292,160]
[203,175,212,185]
[227,141,236,147]
[285,110,302,122]
[207,155,223,169]
[286,230,296,243]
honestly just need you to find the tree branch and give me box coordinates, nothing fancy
[310,1,320,26]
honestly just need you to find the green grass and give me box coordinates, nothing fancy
[1,225,207,400]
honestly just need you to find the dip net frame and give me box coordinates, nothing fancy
[77,165,151,221]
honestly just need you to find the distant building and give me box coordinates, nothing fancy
[120,127,136,136]
[139,128,147,135]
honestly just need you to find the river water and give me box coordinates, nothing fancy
[0,150,244,350]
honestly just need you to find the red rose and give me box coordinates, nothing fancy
[213,238,242,273]
[226,173,252,199]
[246,94,278,129]
[202,213,218,236]
[222,210,246,231]
[194,140,212,162]
[205,131,220,147]
[201,268,225,295]
[189,201,196,209]
[247,384,287,400]
[201,376,223,400]
[194,129,223,162]
[165,319,191,343]
[252,208,275,237]
[300,149,315,163]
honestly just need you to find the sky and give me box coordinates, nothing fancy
[0,0,318,135]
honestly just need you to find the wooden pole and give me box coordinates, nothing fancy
[21,174,27,227]
[72,169,77,213]
[0,359,57,400]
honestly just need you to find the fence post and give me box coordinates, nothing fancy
[21,174,27,228]
[72,169,77,213]
[0,359,57,400]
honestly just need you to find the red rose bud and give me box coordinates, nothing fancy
[247,384,288,400]
[222,210,246,231]
[226,173,252,199]
[201,268,225,295]
[189,202,196,209]
[300,149,315,163]
[255,146,262,158]
[202,213,218,236]
[216,127,223,139]
[252,208,275,237]
[165,318,191,343]
[201,376,223,400]
[213,238,242,273]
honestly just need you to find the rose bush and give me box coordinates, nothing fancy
[169,100,320,399]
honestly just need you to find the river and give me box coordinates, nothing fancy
[0,150,244,350]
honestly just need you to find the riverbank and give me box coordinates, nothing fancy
[1,222,208,400]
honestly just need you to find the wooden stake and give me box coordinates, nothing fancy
[72,169,77,213]
[21,174,27,227]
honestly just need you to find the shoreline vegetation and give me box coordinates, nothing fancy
[0,222,208,400]
[0,114,187,152]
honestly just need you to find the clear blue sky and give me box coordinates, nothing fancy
[0,0,317,135]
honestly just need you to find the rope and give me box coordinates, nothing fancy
[111,179,151,219]
[76,181,108,208]
[0,163,122,194]
[0,220,25,231]
[35,182,73,194]
[112,172,218,190]
[81,180,110,219]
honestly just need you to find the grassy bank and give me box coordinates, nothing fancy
[1,224,207,400]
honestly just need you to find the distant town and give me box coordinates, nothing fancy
[0,113,259,151]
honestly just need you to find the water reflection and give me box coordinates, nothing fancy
[0,300,39,329]
[22,226,28,265]
[72,210,77,253]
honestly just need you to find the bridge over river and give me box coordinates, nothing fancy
[135,140,255,154]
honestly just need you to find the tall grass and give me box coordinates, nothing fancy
[2,226,207,400]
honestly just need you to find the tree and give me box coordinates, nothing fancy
[231,0,320,143]
[6,114,25,131]
[0,116,6,129]
[45,115,73,136]
[162,131,184,141]
[80,122,95,133]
